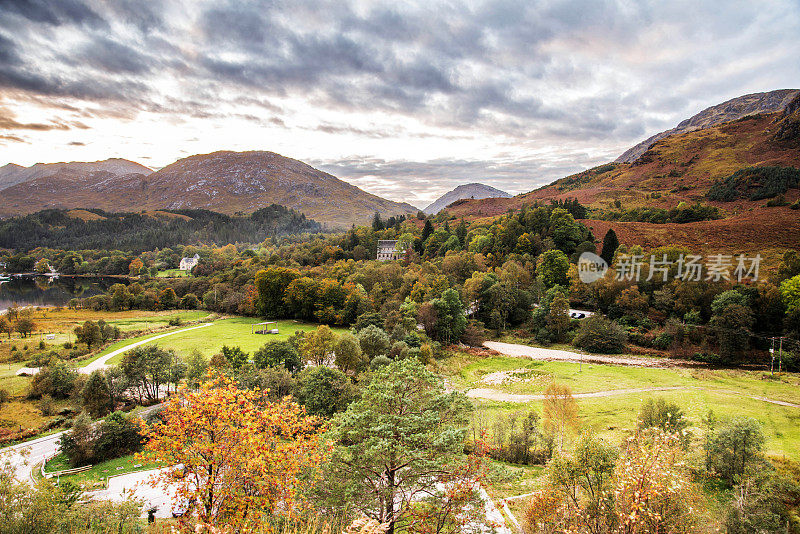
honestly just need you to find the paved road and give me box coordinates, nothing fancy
[1,432,64,484]
[484,341,696,368]
[1,404,164,484]
[81,323,212,374]
[88,467,180,518]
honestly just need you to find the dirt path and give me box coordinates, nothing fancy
[466,386,800,408]
[483,341,697,368]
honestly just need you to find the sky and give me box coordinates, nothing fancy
[1,0,799,208]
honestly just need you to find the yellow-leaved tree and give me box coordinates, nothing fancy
[138,375,321,530]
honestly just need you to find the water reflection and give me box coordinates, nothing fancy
[0,276,124,311]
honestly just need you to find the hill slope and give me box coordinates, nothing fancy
[0,151,417,228]
[446,93,800,261]
[423,183,510,215]
[0,158,152,190]
[615,89,798,163]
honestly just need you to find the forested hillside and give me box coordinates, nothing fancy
[0,206,321,253]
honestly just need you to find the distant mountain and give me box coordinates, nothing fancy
[0,151,417,228]
[0,158,152,190]
[615,89,799,163]
[423,183,511,214]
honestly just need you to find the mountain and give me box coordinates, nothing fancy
[423,183,511,215]
[0,158,152,190]
[445,90,800,262]
[0,151,417,228]
[615,89,799,163]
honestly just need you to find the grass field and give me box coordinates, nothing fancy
[104,317,347,364]
[44,452,161,489]
[156,269,191,278]
[440,351,800,461]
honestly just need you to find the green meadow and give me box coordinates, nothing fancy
[103,317,347,364]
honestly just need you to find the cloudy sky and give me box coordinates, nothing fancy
[1,0,799,207]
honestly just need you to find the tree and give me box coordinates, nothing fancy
[253,340,302,374]
[186,350,209,387]
[709,291,754,362]
[119,345,172,403]
[93,411,143,462]
[295,366,357,417]
[613,431,698,533]
[82,370,112,417]
[300,325,337,366]
[543,383,579,451]
[319,358,475,534]
[705,417,766,486]
[29,361,77,399]
[0,460,141,532]
[74,320,102,348]
[421,219,434,243]
[58,412,95,467]
[220,345,248,369]
[159,287,178,309]
[531,433,617,533]
[139,376,320,529]
[13,317,35,338]
[779,273,800,314]
[34,258,50,274]
[572,315,627,353]
[537,249,570,289]
[546,293,571,342]
[431,288,467,344]
[357,324,390,360]
[599,229,619,265]
[255,267,300,318]
[0,316,12,339]
[334,332,366,374]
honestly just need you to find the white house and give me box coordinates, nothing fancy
[179,254,200,271]
[376,240,399,261]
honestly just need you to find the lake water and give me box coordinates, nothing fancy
[0,276,122,312]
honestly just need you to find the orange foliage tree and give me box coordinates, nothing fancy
[138,375,321,530]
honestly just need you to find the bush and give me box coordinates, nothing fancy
[572,315,627,353]
[652,332,674,350]
[705,417,766,486]
[370,355,392,370]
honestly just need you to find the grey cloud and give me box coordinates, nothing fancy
[1,0,107,28]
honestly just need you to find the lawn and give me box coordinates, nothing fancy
[0,362,32,397]
[106,310,210,332]
[156,269,191,278]
[440,351,800,461]
[440,351,800,404]
[44,452,161,489]
[104,317,347,364]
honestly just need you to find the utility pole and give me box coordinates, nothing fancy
[778,337,783,374]
[770,337,775,376]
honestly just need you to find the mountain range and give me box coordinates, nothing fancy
[0,151,417,228]
[423,183,510,215]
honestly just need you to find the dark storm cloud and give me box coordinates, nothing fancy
[1,0,107,28]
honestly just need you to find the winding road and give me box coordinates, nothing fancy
[80,322,212,373]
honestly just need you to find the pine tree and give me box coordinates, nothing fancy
[372,212,384,231]
[421,219,434,242]
[600,228,619,264]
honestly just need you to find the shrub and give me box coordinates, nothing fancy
[572,316,627,353]
[705,417,766,486]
